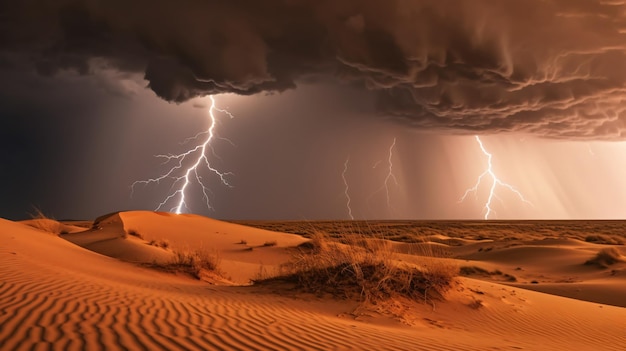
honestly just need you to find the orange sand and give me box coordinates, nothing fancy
[1,212,625,350]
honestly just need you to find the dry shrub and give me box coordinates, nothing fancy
[460,266,491,276]
[585,247,625,268]
[27,219,66,235]
[585,234,625,245]
[262,240,278,247]
[460,266,517,282]
[148,239,170,249]
[257,231,457,305]
[168,249,222,279]
[26,208,66,235]
[144,249,226,283]
[126,229,143,239]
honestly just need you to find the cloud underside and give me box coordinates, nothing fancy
[2,0,626,139]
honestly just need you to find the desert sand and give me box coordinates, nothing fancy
[2,211,625,350]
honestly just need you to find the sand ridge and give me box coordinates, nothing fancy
[2,213,626,350]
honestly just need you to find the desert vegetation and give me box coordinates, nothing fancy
[585,247,625,268]
[262,240,278,247]
[148,249,224,282]
[5,211,626,350]
[125,229,144,239]
[460,266,517,282]
[585,234,625,245]
[236,220,626,244]
[23,208,67,235]
[123,228,171,249]
[256,231,457,307]
[147,238,170,249]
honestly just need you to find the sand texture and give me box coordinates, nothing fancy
[2,213,626,350]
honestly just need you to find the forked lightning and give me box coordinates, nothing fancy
[132,95,233,214]
[459,135,532,219]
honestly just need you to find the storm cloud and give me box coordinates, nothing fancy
[2,0,626,138]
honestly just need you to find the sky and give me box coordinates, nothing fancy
[2,0,626,220]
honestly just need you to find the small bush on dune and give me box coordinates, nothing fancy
[26,208,66,235]
[147,238,170,249]
[460,266,517,282]
[459,266,490,276]
[168,249,222,280]
[126,229,143,239]
[585,235,625,245]
[585,247,625,268]
[28,219,66,235]
[145,249,227,284]
[256,231,457,305]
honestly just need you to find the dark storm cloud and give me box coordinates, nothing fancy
[2,0,626,139]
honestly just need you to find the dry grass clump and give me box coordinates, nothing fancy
[124,228,171,249]
[460,266,517,282]
[257,232,457,305]
[144,249,226,283]
[27,219,66,235]
[585,247,625,268]
[25,208,67,235]
[165,250,222,280]
[148,239,170,249]
[125,229,143,239]
[585,234,625,245]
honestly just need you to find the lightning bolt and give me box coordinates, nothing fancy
[367,137,400,213]
[383,137,399,209]
[459,135,532,220]
[132,95,234,214]
[341,157,354,220]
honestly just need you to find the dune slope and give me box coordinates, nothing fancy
[1,215,625,350]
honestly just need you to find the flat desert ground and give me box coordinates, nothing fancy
[2,211,626,350]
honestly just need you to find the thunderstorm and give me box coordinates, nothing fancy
[459,135,532,219]
[132,96,234,214]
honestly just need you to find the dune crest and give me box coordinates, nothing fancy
[2,215,626,350]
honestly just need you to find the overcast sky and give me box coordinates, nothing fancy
[2,0,626,220]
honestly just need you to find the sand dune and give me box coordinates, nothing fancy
[453,238,626,307]
[69,211,309,283]
[2,213,626,350]
[244,220,626,307]
[62,213,175,264]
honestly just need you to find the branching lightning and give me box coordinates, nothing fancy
[459,135,532,219]
[341,157,354,220]
[132,95,233,214]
